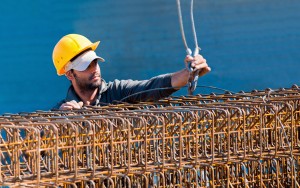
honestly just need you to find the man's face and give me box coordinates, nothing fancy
[70,59,102,92]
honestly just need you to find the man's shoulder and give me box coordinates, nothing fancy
[106,79,139,87]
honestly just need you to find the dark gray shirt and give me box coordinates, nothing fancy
[53,73,177,109]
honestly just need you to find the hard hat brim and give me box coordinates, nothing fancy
[89,41,100,51]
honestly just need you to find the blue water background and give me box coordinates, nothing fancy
[0,0,299,114]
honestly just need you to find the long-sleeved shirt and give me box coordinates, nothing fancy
[52,73,177,109]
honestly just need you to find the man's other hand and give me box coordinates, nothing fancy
[59,100,83,110]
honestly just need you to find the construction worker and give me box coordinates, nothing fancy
[52,34,210,110]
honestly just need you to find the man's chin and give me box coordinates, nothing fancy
[90,80,101,89]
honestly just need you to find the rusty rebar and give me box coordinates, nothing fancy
[1,86,300,187]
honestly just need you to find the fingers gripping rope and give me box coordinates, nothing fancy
[176,0,201,95]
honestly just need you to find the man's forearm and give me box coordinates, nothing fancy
[171,69,190,89]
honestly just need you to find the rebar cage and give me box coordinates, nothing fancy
[1,86,300,187]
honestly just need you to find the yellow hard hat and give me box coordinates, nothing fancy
[52,34,100,75]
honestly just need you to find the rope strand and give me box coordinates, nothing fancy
[116,85,263,104]
[176,0,201,95]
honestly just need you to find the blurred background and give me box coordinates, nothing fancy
[0,0,299,114]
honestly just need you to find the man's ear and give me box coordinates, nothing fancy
[65,70,74,81]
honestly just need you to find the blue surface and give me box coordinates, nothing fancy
[0,0,299,114]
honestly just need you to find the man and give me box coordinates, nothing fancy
[52,34,210,110]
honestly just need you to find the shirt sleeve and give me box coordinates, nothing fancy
[107,73,178,103]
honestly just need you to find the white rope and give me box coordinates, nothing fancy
[176,0,201,95]
[176,0,192,56]
[190,0,200,56]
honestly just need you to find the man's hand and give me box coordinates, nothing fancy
[171,54,211,88]
[185,54,211,77]
[59,100,83,110]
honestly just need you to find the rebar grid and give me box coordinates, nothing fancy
[1,86,300,187]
